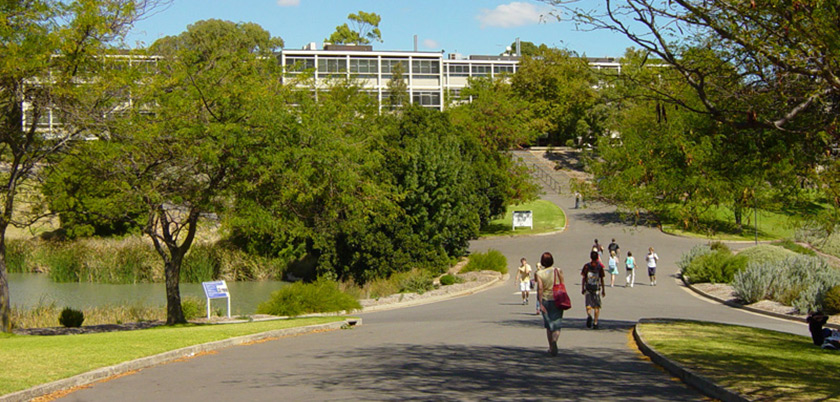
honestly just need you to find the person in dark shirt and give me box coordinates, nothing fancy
[807,311,831,346]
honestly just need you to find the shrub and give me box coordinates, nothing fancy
[391,269,435,294]
[58,307,85,328]
[181,297,204,320]
[772,239,817,256]
[736,245,796,265]
[439,274,463,286]
[709,241,730,253]
[181,244,219,283]
[677,244,713,274]
[825,285,840,315]
[461,250,508,274]
[683,250,748,284]
[256,278,361,317]
[732,255,840,313]
[5,239,31,273]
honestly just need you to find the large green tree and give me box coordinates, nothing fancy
[325,11,382,45]
[547,0,840,223]
[46,19,284,325]
[511,47,604,145]
[0,0,151,333]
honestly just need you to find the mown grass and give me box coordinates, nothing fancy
[639,320,840,401]
[662,205,801,241]
[480,199,566,237]
[0,317,348,396]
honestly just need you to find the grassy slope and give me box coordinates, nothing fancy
[640,321,840,401]
[480,199,566,237]
[662,205,803,241]
[0,317,346,396]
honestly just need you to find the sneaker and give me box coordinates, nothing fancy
[586,315,593,328]
[593,323,599,330]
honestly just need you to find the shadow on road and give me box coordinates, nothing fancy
[300,341,700,400]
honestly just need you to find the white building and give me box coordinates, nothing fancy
[281,44,621,111]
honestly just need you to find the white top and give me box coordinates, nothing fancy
[646,253,658,268]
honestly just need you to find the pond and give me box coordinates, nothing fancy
[7,273,290,315]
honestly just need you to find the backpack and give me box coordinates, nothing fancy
[584,262,601,292]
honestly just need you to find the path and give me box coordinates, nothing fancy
[59,151,809,401]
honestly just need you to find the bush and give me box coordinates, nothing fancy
[439,274,463,286]
[709,241,730,253]
[256,278,361,317]
[682,250,748,284]
[732,255,840,313]
[461,250,508,274]
[825,286,840,315]
[181,297,204,320]
[772,239,817,256]
[677,244,713,274]
[58,307,85,328]
[736,245,796,265]
[391,269,435,294]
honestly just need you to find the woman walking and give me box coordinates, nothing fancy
[535,252,564,356]
[646,247,659,286]
[607,251,619,287]
[625,251,635,288]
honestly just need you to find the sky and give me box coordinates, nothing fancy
[125,0,637,58]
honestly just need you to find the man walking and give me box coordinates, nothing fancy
[607,238,620,257]
[581,251,606,329]
[518,258,532,305]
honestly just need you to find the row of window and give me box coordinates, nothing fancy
[283,56,514,77]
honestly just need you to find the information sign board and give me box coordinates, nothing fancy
[512,210,533,230]
[201,280,231,318]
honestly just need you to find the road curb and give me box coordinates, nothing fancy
[1,318,360,402]
[680,275,840,330]
[360,273,509,313]
[633,318,749,402]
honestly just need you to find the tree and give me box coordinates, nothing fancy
[325,11,382,45]
[504,40,540,57]
[386,61,409,110]
[47,20,284,325]
[0,0,153,333]
[510,47,604,145]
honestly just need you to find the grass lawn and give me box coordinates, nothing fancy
[0,317,348,396]
[480,199,566,237]
[639,320,840,401]
[662,205,805,241]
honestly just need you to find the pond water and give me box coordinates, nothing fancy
[7,273,290,315]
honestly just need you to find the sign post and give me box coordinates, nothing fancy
[512,210,533,230]
[201,280,231,319]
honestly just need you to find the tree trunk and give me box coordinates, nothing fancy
[0,227,10,333]
[164,250,186,325]
[734,204,743,230]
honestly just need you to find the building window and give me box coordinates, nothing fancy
[317,58,347,74]
[285,57,315,72]
[349,58,378,77]
[447,64,470,77]
[471,65,491,76]
[412,91,441,107]
[494,65,515,74]
[381,59,408,76]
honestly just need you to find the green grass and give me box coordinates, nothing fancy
[480,199,566,237]
[639,320,840,401]
[662,205,802,241]
[0,317,348,396]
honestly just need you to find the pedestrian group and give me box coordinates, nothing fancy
[523,237,660,356]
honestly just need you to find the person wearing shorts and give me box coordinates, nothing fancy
[581,250,606,329]
[536,252,564,356]
[646,247,659,286]
[517,258,532,305]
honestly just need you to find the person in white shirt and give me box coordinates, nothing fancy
[646,247,659,286]
[517,258,532,305]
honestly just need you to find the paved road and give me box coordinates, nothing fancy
[62,156,809,401]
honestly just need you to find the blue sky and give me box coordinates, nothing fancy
[126,1,637,58]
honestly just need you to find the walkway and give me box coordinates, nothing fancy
[60,152,809,401]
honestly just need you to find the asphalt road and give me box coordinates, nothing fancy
[61,186,809,401]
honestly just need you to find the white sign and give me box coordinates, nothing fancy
[201,280,231,319]
[512,210,533,230]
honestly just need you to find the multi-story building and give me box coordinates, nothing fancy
[281,43,621,111]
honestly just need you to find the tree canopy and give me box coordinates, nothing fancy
[325,11,382,45]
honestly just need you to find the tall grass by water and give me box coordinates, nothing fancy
[6,237,286,284]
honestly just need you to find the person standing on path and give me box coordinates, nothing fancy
[533,263,542,315]
[517,258,532,305]
[535,252,564,356]
[607,251,619,287]
[592,239,604,257]
[625,251,636,288]
[581,250,606,329]
[607,238,620,257]
[646,247,659,286]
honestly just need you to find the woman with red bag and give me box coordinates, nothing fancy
[535,251,565,356]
